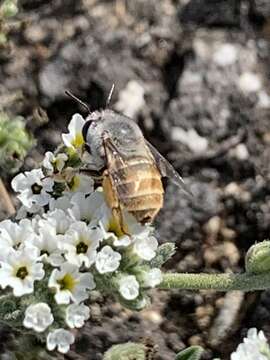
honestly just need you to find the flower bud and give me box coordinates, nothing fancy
[149,242,175,268]
[0,33,7,45]
[0,0,18,18]
[0,113,34,174]
[118,293,150,311]
[103,342,146,360]
[175,345,203,360]
[245,240,270,274]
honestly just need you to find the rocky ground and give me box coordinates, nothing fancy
[1,0,270,359]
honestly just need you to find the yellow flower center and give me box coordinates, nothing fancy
[68,175,80,191]
[57,274,76,291]
[71,133,84,148]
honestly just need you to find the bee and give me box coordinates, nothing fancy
[66,88,191,234]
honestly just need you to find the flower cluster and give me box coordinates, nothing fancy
[231,328,270,360]
[0,114,170,355]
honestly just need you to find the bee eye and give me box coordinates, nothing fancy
[82,121,92,142]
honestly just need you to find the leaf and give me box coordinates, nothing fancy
[149,242,176,268]
[175,346,204,360]
[103,342,146,360]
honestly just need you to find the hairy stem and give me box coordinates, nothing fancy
[0,177,15,215]
[159,272,270,292]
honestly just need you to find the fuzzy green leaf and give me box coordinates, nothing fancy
[103,342,146,360]
[175,346,204,360]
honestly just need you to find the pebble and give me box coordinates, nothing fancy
[24,24,47,43]
[238,72,262,93]
[224,182,251,202]
[213,43,238,67]
[258,90,270,109]
[188,334,204,346]
[115,80,145,118]
[171,127,208,153]
[203,216,222,236]
[141,310,163,325]
[204,241,240,266]
[229,143,249,161]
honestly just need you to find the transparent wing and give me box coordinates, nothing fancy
[146,140,193,197]
[102,133,128,186]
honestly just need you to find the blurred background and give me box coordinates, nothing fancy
[1,0,270,359]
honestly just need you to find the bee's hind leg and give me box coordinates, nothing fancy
[112,207,130,236]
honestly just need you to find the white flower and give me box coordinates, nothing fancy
[99,204,153,248]
[23,303,54,333]
[0,247,44,296]
[66,174,93,195]
[28,226,64,267]
[143,268,162,288]
[0,219,37,257]
[48,262,95,304]
[62,113,85,150]
[49,195,72,212]
[43,151,68,174]
[15,203,44,219]
[95,246,121,274]
[69,191,104,224]
[231,328,270,360]
[133,235,158,261]
[97,206,132,247]
[47,328,75,354]
[119,275,139,300]
[11,168,54,209]
[65,303,90,328]
[41,209,72,235]
[63,221,102,268]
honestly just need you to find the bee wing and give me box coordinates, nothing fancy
[146,140,193,197]
[102,132,128,183]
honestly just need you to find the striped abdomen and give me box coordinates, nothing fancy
[103,157,164,224]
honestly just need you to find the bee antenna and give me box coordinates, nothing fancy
[106,84,115,108]
[65,90,91,114]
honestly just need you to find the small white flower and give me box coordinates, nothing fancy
[15,203,44,219]
[49,195,72,212]
[133,235,158,261]
[28,226,64,267]
[143,268,162,288]
[65,303,90,328]
[43,151,68,174]
[0,247,44,296]
[99,205,153,248]
[231,328,270,360]
[11,168,54,209]
[41,209,72,235]
[69,191,104,224]
[23,303,54,333]
[119,275,139,300]
[62,113,85,150]
[48,262,95,304]
[66,173,93,195]
[63,221,102,268]
[95,246,121,274]
[47,328,75,354]
[0,219,37,256]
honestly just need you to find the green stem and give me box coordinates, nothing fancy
[159,272,270,292]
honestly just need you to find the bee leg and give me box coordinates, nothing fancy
[112,207,130,236]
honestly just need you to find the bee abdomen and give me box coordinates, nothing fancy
[117,179,164,224]
[107,158,164,224]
